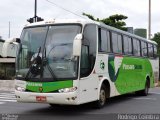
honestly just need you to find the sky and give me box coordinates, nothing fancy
[0,0,159,39]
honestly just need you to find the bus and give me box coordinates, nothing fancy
[13,19,159,108]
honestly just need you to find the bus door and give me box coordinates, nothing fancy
[78,45,98,103]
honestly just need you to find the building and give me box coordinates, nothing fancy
[127,27,134,34]
[134,28,147,38]
[0,39,17,79]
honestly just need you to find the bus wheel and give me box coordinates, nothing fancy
[94,85,107,108]
[142,80,150,96]
[136,80,150,96]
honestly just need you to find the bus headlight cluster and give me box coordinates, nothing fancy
[15,86,25,92]
[58,87,77,93]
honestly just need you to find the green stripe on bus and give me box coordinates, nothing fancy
[26,80,73,93]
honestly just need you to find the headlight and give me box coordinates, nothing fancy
[15,86,25,92]
[58,87,77,93]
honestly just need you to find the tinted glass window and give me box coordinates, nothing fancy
[154,45,157,58]
[112,32,122,54]
[123,35,132,55]
[133,39,141,56]
[99,29,110,52]
[81,24,97,77]
[148,43,154,57]
[117,35,122,53]
[141,41,148,57]
[128,37,132,54]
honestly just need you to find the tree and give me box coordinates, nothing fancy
[152,32,160,57]
[83,13,128,31]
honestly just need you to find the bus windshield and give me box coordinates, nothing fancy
[16,25,81,81]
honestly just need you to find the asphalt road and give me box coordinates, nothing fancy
[0,88,160,120]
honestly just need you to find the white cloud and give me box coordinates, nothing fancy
[0,0,159,39]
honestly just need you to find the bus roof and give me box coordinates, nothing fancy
[25,19,157,45]
[25,19,94,27]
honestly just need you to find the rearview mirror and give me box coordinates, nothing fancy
[73,34,82,57]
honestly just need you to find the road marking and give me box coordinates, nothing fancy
[0,92,16,103]
[0,93,15,95]
[0,99,17,102]
[0,97,17,100]
[0,94,15,98]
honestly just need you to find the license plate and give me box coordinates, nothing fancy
[36,96,46,102]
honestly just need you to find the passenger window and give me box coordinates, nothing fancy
[148,43,154,57]
[117,35,122,53]
[128,37,132,54]
[141,41,148,57]
[133,39,141,56]
[154,45,157,58]
[123,36,132,55]
[99,29,110,52]
[112,32,122,54]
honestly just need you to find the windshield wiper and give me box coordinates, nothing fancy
[25,47,42,80]
[43,47,56,79]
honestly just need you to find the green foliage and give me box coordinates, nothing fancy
[82,13,128,31]
[152,32,160,57]
[82,13,96,21]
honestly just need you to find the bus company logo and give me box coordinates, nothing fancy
[123,64,135,70]
[39,87,43,92]
[100,60,105,70]
[27,82,42,87]
[123,64,142,70]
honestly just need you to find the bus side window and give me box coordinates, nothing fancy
[98,28,110,53]
[141,41,148,57]
[128,37,132,55]
[153,45,158,58]
[80,45,90,77]
[123,36,132,55]
[111,32,122,54]
[117,34,122,53]
[133,39,141,56]
[148,43,154,58]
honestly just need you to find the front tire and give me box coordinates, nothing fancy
[94,85,107,108]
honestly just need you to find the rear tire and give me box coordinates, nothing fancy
[136,80,150,96]
[94,85,107,108]
[142,80,150,96]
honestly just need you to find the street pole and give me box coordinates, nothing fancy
[8,21,10,38]
[34,0,37,22]
[148,0,151,39]
[27,0,43,23]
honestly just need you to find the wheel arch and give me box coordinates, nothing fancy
[98,78,111,99]
[146,76,151,88]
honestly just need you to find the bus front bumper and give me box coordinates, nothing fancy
[15,90,79,105]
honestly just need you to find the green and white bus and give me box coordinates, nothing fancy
[13,19,159,108]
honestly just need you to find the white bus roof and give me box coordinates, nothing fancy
[25,19,95,27]
[24,19,157,45]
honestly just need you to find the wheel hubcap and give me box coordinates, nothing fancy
[100,89,106,105]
